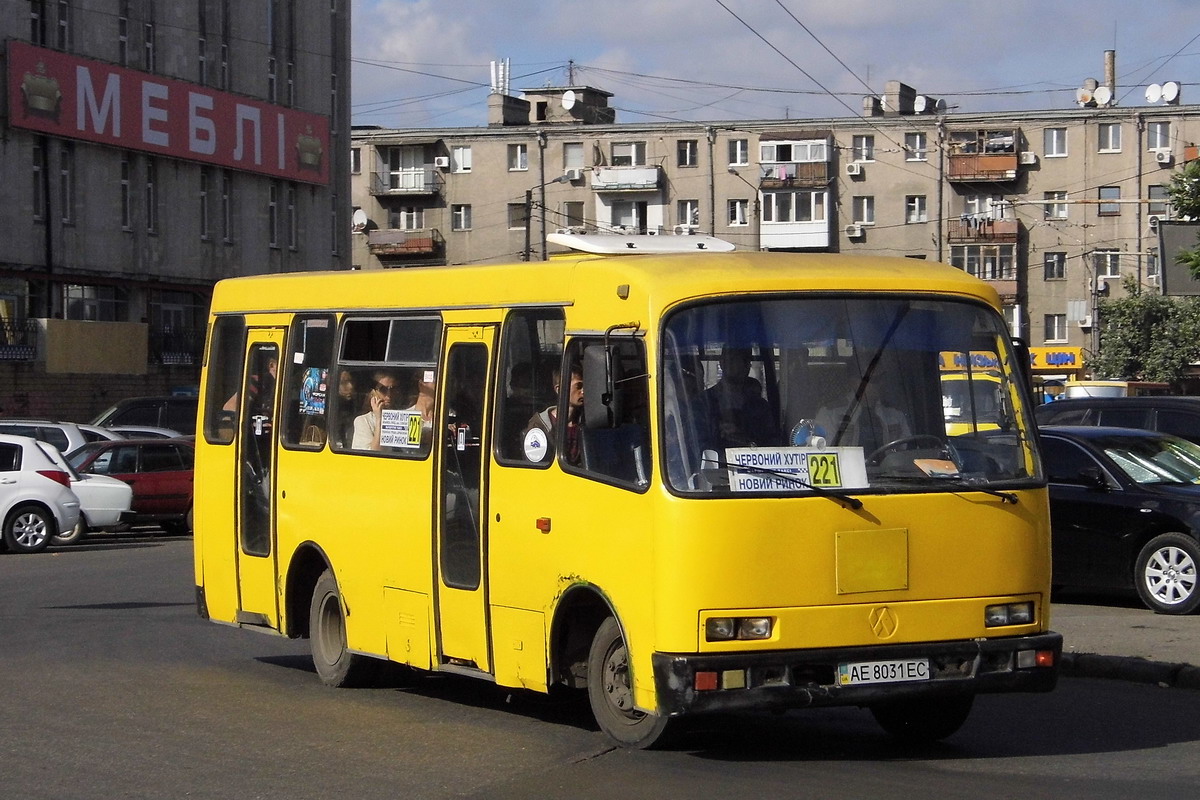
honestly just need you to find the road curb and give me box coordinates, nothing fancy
[1061,651,1200,690]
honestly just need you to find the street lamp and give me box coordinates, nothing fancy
[524,174,573,261]
[727,168,761,251]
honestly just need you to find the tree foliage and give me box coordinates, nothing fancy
[1093,276,1200,384]
[1167,160,1200,279]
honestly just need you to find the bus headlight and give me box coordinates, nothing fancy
[706,616,774,641]
[984,601,1034,627]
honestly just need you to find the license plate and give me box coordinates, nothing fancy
[837,658,930,686]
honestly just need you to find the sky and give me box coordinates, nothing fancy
[350,0,1200,131]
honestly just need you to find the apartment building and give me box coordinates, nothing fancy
[1,1,350,420]
[350,80,1200,381]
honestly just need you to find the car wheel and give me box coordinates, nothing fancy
[870,694,974,742]
[52,515,89,546]
[3,504,57,554]
[1135,533,1200,615]
[587,617,674,749]
[309,569,380,687]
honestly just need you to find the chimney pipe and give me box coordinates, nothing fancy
[1104,50,1116,98]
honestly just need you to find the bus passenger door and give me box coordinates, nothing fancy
[436,326,495,673]
[235,330,283,627]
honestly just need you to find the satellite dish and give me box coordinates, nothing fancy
[1093,86,1112,107]
[1075,88,1094,106]
[1163,81,1181,103]
[561,89,576,110]
[351,208,367,232]
[914,95,927,113]
[934,98,947,113]
[1146,83,1163,103]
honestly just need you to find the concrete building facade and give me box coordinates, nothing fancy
[1,0,350,421]
[350,78,1200,382]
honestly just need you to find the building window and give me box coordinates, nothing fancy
[507,143,528,171]
[59,144,77,224]
[1148,250,1160,286]
[145,158,157,232]
[32,141,46,222]
[1098,122,1121,153]
[268,183,279,248]
[143,22,155,72]
[1096,250,1121,279]
[852,195,875,224]
[267,56,277,103]
[905,195,927,224]
[65,285,125,322]
[1098,186,1121,216]
[562,201,585,229]
[56,0,70,51]
[451,145,472,173]
[677,199,700,228]
[563,142,583,171]
[677,140,699,168]
[1148,121,1171,150]
[612,142,646,167]
[1044,127,1068,157]
[951,244,1017,280]
[451,204,472,231]
[508,203,528,230]
[199,168,211,240]
[198,37,207,84]
[350,147,361,174]
[391,206,423,230]
[30,0,47,45]
[117,6,128,66]
[761,140,827,163]
[728,199,748,226]
[119,155,131,230]
[904,132,927,161]
[1044,251,1067,280]
[286,61,295,107]
[287,184,297,250]
[221,171,233,242]
[1044,191,1068,220]
[1044,314,1067,343]
[852,135,875,161]
[728,139,749,166]
[330,191,339,256]
[762,190,825,223]
[220,43,229,89]
[1148,184,1171,216]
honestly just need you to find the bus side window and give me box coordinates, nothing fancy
[494,308,565,466]
[281,315,336,450]
[572,338,651,489]
[203,316,246,445]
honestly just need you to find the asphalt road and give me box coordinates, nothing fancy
[3,533,1200,800]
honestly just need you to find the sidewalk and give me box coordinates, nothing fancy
[1052,598,1200,690]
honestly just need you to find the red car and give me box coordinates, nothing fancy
[67,439,194,534]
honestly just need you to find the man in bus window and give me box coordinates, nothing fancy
[816,380,910,453]
[352,369,403,450]
[706,346,774,448]
[523,362,584,464]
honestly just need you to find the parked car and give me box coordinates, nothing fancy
[0,433,82,554]
[103,425,185,440]
[0,419,96,456]
[1037,425,1200,614]
[39,447,134,545]
[67,439,194,534]
[91,396,198,437]
[1035,396,1200,445]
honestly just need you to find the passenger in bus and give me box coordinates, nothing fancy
[523,362,584,464]
[402,369,437,446]
[816,381,910,454]
[351,369,403,450]
[331,369,358,448]
[706,346,774,448]
[223,356,278,414]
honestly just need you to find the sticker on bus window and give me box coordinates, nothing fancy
[724,447,869,493]
[524,427,550,462]
[380,409,423,449]
[298,367,328,416]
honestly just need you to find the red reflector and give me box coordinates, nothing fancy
[1036,650,1055,667]
[36,469,71,488]
[694,671,718,691]
[535,517,552,533]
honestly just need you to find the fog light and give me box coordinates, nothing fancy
[706,618,736,641]
[721,669,747,690]
[737,617,773,640]
[1016,649,1037,669]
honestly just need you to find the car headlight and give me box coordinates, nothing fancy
[705,616,774,641]
[985,601,1034,627]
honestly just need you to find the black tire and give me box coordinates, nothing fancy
[309,569,380,687]
[586,617,674,749]
[870,694,973,742]
[1134,533,1200,615]
[3,504,57,554]
[52,515,88,546]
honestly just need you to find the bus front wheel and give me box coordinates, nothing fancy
[309,569,379,687]
[587,617,674,749]
[870,694,973,742]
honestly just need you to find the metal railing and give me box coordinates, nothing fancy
[149,326,204,366]
[0,319,38,361]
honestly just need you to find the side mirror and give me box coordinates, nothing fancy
[582,345,618,430]
[1078,465,1108,490]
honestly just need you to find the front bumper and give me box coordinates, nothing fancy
[652,631,1062,716]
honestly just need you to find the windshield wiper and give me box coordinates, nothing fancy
[706,455,864,510]
[877,473,1019,504]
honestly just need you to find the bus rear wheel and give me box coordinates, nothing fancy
[870,694,973,743]
[309,569,379,687]
[587,617,674,749]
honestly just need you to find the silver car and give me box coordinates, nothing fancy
[0,433,82,554]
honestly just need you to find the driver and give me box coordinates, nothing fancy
[815,381,910,452]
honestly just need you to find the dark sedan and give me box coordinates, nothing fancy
[1039,425,1200,614]
[67,439,194,535]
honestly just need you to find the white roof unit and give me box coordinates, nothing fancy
[547,233,736,255]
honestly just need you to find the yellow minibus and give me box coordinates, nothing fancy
[194,234,1061,748]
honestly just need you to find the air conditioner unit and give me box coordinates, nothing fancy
[1078,316,1093,329]
[845,224,864,238]
[1019,151,1038,165]
[673,224,699,235]
[1156,150,1174,165]
[845,162,863,176]
[433,156,450,168]
[1149,214,1164,230]
[563,168,584,181]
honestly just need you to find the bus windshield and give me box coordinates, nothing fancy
[661,295,1040,495]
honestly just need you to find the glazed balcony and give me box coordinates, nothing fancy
[758,161,830,188]
[591,166,660,191]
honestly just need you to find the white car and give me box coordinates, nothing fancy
[0,433,82,554]
[43,448,133,546]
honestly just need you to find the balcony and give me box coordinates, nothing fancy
[150,326,204,367]
[947,128,1020,182]
[369,168,442,196]
[591,166,660,191]
[947,217,1020,243]
[367,228,445,260]
[0,319,38,361]
[758,161,830,188]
